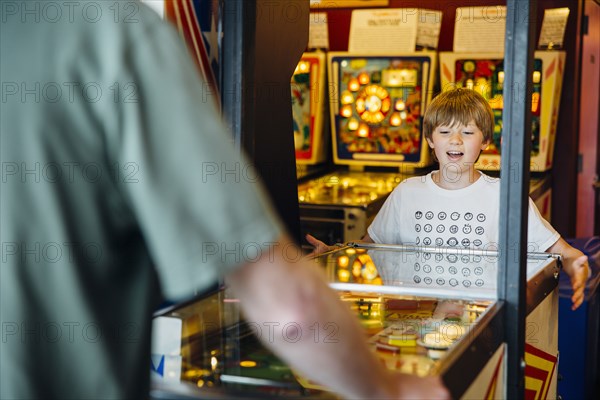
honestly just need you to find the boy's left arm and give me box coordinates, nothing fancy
[547,238,590,310]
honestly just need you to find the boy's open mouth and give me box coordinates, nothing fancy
[446,151,464,160]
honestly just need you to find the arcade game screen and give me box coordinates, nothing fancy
[453,58,543,156]
[328,52,436,167]
[439,51,565,171]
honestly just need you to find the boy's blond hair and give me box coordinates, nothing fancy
[423,89,494,143]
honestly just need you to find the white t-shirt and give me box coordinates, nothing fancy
[367,172,559,288]
[368,171,559,253]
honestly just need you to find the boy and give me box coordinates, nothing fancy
[308,88,589,310]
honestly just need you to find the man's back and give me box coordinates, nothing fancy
[1,2,282,397]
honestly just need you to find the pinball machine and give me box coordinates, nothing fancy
[297,52,438,250]
[150,244,561,399]
[439,51,566,221]
[292,51,329,176]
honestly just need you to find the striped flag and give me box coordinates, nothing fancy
[165,0,221,107]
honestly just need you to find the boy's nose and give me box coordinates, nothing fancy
[449,132,463,144]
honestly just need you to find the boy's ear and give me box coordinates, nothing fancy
[481,139,490,151]
[426,137,435,148]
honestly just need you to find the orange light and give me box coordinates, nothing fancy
[341,91,354,105]
[390,113,401,126]
[347,118,359,131]
[348,78,360,92]
[358,72,370,85]
[358,124,369,138]
[340,105,353,118]
[338,255,350,268]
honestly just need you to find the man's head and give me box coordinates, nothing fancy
[423,88,494,144]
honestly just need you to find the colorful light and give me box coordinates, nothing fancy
[348,78,360,92]
[347,118,359,131]
[340,105,353,118]
[341,90,354,105]
[358,72,370,85]
[358,124,369,138]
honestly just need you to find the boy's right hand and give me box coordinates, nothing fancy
[305,234,334,257]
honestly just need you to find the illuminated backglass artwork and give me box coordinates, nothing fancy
[328,52,437,167]
[440,52,565,171]
[291,52,327,165]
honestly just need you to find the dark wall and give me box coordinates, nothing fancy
[246,0,310,242]
[317,0,582,236]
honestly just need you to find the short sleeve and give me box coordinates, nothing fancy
[367,186,402,244]
[526,197,560,253]
[112,18,284,300]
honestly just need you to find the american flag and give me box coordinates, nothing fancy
[165,0,221,107]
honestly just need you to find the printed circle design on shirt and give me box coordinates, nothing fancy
[473,239,483,247]
[438,212,447,220]
[475,226,485,235]
[436,277,445,286]
[449,225,459,234]
[449,278,459,287]
[423,252,431,260]
[415,211,423,220]
[414,263,421,272]
[474,267,484,275]
[465,212,473,221]
[425,211,434,220]
[463,280,472,288]
[477,213,486,222]
[435,238,444,246]
[423,237,432,246]
[424,277,433,285]
[462,267,471,277]
[448,266,457,275]
[461,255,470,264]
[415,237,421,245]
[447,254,458,263]
[414,275,422,283]
[447,237,458,247]
[423,264,432,273]
[424,224,433,233]
[473,255,482,263]
[461,238,471,247]
[435,253,443,262]
[451,212,460,221]
[463,224,472,234]
[436,224,445,233]
[435,265,444,274]
[415,224,422,232]
[475,279,484,287]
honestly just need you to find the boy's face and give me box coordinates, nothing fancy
[427,120,489,169]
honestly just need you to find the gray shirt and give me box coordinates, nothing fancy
[1,1,282,397]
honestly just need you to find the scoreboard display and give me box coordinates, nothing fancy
[328,52,437,168]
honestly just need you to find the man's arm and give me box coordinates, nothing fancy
[227,234,449,399]
[547,238,589,310]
